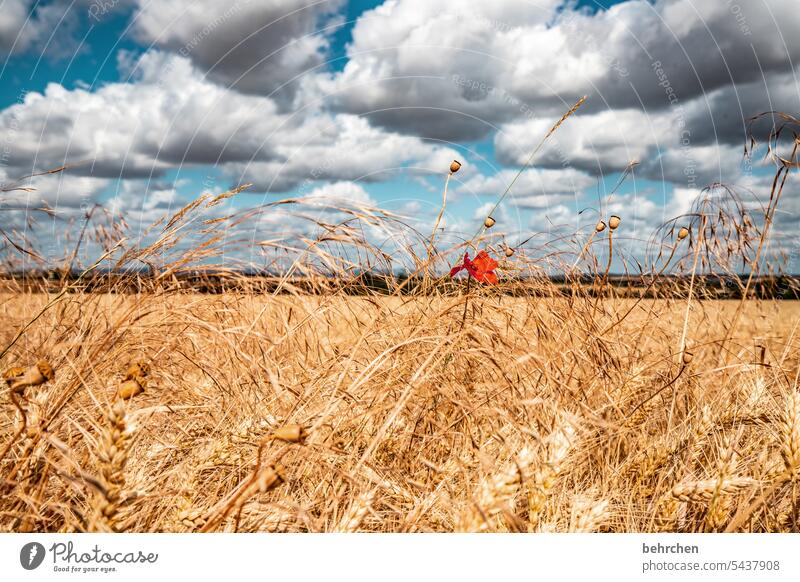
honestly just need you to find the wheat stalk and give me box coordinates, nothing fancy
[780,389,800,477]
[90,400,133,532]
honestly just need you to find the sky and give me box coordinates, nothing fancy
[0,0,798,273]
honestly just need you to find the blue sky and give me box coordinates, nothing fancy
[0,0,797,272]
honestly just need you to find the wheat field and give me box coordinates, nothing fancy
[1,110,799,534]
[1,287,798,533]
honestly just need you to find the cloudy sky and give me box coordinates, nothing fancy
[0,0,798,272]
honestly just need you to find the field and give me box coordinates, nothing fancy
[1,289,799,533]
[1,109,798,534]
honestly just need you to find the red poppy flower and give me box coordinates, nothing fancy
[449,250,499,284]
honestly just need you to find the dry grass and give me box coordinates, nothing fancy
[1,291,799,533]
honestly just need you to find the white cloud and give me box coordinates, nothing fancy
[495,108,670,174]
[0,0,132,57]
[226,113,457,192]
[132,0,344,100]
[0,0,32,53]
[641,143,747,189]
[459,167,595,211]
[0,51,220,178]
[0,50,455,196]
[322,0,800,143]
[22,172,110,209]
[302,181,374,206]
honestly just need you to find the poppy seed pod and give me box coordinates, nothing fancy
[272,424,306,443]
[608,215,621,230]
[8,361,54,394]
[682,350,694,365]
[3,366,26,386]
[125,361,150,381]
[256,463,286,494]
[505,247,515,257]
[677,226,689,240]
[484,216,496,228]
[595,220,607,233]
[449,160,462,173]
[117,375,146,400]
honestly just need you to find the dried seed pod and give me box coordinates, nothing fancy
[505,247,515,257]
[608,215,621,230]
[272,424,306,443]
[256,463,286,493]
[595,220,607,233]
[449,160,462,173]
[484,216,496,228]
[117,376,146,400]
[677,226,689,240]
[682,351,694,365]
[9,361,55,394]
[3,366,25,386]
[124,361,150,380]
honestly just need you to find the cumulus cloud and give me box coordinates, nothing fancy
[334,0,797,125]
[301,180,374,205]
[459,167,596,209]
[677,69,800,147]
[495,108,670,175]
[318,0,564,140]
[106,179,185,229]
[640,143,748,189]
[494,74,794,188]
[0,52,215,179]
[22,172,109,209]
[132,0,344,101]
[0,0,32,53]
[0,0,132,58]
[225,114,457,193]
[0,50,454,195]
